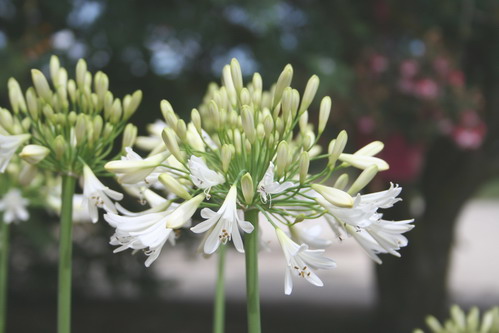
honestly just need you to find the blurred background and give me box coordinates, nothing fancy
[1,0,498,332]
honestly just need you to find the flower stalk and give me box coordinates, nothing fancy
[0,220,9,333]
[57,174,76,333]
[213,244,226,333]
[244,209,261,333]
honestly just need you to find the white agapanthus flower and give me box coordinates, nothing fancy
[257,162,294,203]
[82,164,124,223]
[188,155,225,190]
[0,188,29,224]
[276,228,336,295]
[290,224,332,249]
[191,185,254,254]
[105,193,204,267]
[0,134,30,173]
[105,147,169,185]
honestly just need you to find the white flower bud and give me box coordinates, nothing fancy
[241,172,254,204]
[273,64,293,107]
[76,59,87,89]
[53,135,66,160]
[209,100,220,129]
[8,78,27,114]
[50,56,61,85]
[176,119,187,141]
[222,65,237,105]
[299,111,309,133]
[348,165,379,195]
[122,123,137,150]
[19,144,50,165]
[26,88,39,121]
[221,144,233,173]
[159,173,192,200]
[191,108,202,134]
[312,184,354,208]
[263,114,274,136]
[299,75,319,115]
[241,106,256,143]
[31,69,52,102]
[110,99,122,123]
[162,127,183,162]
[299,151,309,184]
[318,96,331,134]
[256,123,265,140]
[334,174,349,191]
[230,58,243,93]
[354,141,384,156]
[275,141,288,178]
[328,130,348,168]
[240,87,251,105]
[339,153,389,171]
[233,129,242,154]
[123,90,142,120]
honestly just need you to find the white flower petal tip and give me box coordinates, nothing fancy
[311,184,354,208]
[19,144,50,165]
[257,162,295,203]
[276,228,336,295]
[191,185,253,254]
[188,155,225,190]
[82,164,123,223]
[0,188,29,224]
[0,133,30,173]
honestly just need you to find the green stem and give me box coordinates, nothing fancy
[0,221,10,333]
[213,244,226,333]
[58,175,76,333]
[244,209,261,333]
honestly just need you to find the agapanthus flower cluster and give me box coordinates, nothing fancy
[0,56,142,220]
[104,59,414,294]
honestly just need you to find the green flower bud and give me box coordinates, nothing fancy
[26,88,39,121]
[273,64,293,107]
[110,99,122,123]
[159,173,192,200]
[43,105,54,120]
[230,58,243,94]
[348,165,378,195]
[263,114,274,136]
[0,109,14,132]
[31,69,52,102]
[328,130,348,168]
[208,100,220,129]
[299,151,309,184]
[162,127,183,162]
[8,78,27,114]
[50,56,61,85]
[318,96,331,134]
[256,123,265,140]
[275,140,288,178]
[53,135,66,160]
[123,90,142,120]
[241,172,254,204]
[191,108,202,134]
[334,174,349,191]
[176,119,187,142]
[221,144,233,173]
[241,105,256,143]
[67,80,77,104]
[76,59,87,89]
[93,115,103,140]
[299,111,309,133]
[299,75,319,115]
[75,114,87,145]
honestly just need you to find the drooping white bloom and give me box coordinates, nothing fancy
[0,134,30,173]
[257,162,294,203]
[276,228,336,295]
[105,147,169,185]
[188,155,225,190]
[345,219,415,264]
[316,183,403,229]
[0,188,29,224]
[82,164,124,223]
[191,185,253,254]
[106,194,204,267]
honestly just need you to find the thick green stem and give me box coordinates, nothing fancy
[58,175,76,333]
[244,209,261,333]
[213,244,226,333]
[0,221,9,333]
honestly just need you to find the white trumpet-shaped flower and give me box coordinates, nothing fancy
[191,185,253,254]
[82,164,124,223]
[344,219,415,264]
[188,155,225,190]
[316,183,403,229]
[0,188,29,224]
[105,194,204,267]
[105,147,169,185]
[0,133,30,173]
[276,228,336,295]
[257,162,294,203]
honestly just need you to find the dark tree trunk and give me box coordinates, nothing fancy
[374,138,488,332]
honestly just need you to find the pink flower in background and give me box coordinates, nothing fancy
[379,133,424,183]
[414,78,439,99]
[448,70,465,88]
[451,110,487,150]
[369,53,388,74]
[433,56,450,76]
[357,115,376,135]
[400,59,419,78]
